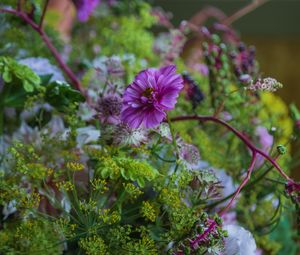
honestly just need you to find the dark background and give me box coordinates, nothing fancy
[154,0,300,179]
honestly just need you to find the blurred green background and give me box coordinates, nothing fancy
[154,0,300,180]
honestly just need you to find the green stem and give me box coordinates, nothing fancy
[167,114,179,158]
[167,114,180,173]
[0,108,3,135]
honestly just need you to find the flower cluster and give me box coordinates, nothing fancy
[0,1,299,255]
[245,77,283,92]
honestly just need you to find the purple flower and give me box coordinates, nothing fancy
[96,93,122,124]
[121,65,183,129]
[73,0,100,22]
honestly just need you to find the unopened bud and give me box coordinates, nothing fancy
[277,145,287,155]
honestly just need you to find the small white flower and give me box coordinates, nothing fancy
[114,124,147,147]
[155,123,172,140]
[223,225,257,255]
[178,142,201,169]
[245,77,282,92]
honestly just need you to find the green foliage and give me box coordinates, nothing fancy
[0,0,298,254]
[71,3,158,64]
[0,219,63,255]
[79,235,109,255]
[44,81,84,112]
[96,155,159,187]
[0,56,40,92]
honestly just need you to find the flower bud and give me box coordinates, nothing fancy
[277,145,287,155]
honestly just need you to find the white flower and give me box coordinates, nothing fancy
[155,123,172,140]
[20,103,53,121]
[245,77,282,92]
[113,124,147,147]
[223,225,257,255]
[178,142,201,169]
[214,169,236,198]
[44,115,66,136]
[3,200,17,220]
[78,102,97,121]
[13,121,42,145]
[19,57,65,81]
[76,126,100,147]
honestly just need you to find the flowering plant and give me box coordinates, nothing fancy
[0,1,299,254]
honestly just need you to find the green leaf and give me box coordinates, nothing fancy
[0,56,41,92]
[44,81,84,111]
[23,80,34,92]
[3,68,12,82]
[39,74,53,85]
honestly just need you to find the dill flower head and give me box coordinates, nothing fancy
[121,65,183,129]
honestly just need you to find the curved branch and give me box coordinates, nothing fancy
[0,7,84,94]
[222,0,270,26]
[171,115,293,182]
[220,152,257,216]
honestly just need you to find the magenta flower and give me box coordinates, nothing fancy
[73,0,100,22]
[121,65,183,129]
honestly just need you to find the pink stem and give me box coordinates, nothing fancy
[190,151,257,250]
[222,0,270,26]
[219,152,257,216]
[171,115,293,182]
[0,7,84,94]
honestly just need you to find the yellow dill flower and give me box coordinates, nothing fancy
[159,188,181,209]
[56,181,74,191]
[66,162,85,171]
[90,179,108,193]
[79,235,108,255]
[123,183,143,200]
[140,201,158,222]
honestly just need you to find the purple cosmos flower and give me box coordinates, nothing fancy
[73,0,100,22]
[121,65,183,129]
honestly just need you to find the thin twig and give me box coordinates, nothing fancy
[220,152,257,216]
[17,0,21,11]
[39,0,49,28]
[222,0,270,26]
[171,115,293,182]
